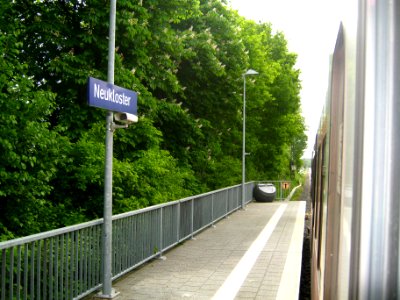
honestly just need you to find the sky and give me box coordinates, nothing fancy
[229,0,343,158]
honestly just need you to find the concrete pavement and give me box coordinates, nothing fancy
[95,200,306,300]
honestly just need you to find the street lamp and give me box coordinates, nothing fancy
[242,69,258,209]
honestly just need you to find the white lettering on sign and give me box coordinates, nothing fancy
[93,83,131,106]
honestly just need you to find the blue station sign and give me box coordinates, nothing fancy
[87,77,138,115]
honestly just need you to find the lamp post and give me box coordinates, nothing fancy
[242,69,258,209]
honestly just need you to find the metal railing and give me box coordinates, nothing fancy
[0,182,254,300]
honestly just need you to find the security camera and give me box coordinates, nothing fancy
[114,112,138,124]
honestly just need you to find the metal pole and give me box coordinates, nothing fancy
[241,75,246,209]
[99,0,118,298]
[241,69,258,209]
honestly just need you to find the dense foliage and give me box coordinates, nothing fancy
[0,0,307,240]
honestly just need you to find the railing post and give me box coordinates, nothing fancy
[211,194,215,225]
[177,201,181,242]
[191,199,194,239]
[226,190,228,215]
[159,207,164,259]
[237,186,240,208]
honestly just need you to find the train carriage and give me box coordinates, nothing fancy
[311,0,400,299]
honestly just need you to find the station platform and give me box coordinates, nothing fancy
[107,200,306,299]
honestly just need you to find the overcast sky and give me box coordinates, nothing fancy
[229,0,343,158]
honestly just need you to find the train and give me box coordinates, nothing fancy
[310,0,400,299]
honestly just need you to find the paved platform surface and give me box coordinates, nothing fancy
[107,200,306,300]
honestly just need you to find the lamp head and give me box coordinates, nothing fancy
[244,69,259,76]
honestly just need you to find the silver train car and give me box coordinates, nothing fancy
[311,0,400,299]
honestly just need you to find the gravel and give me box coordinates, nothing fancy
[299,175,312,300]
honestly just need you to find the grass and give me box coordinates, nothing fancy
[290,185,304,201]
[290,170,307,201]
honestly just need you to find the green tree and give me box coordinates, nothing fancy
[240,20,306,180]
[0,0,308,239]
[0,2,77,238]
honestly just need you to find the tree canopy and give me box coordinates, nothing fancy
[0,0,307,240]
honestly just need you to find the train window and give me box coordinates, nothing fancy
[317,137,327,270]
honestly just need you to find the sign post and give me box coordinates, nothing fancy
[101,1,116,297]
[98,0,117,296]
[88,2,137,298]
[89,0,133,298]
